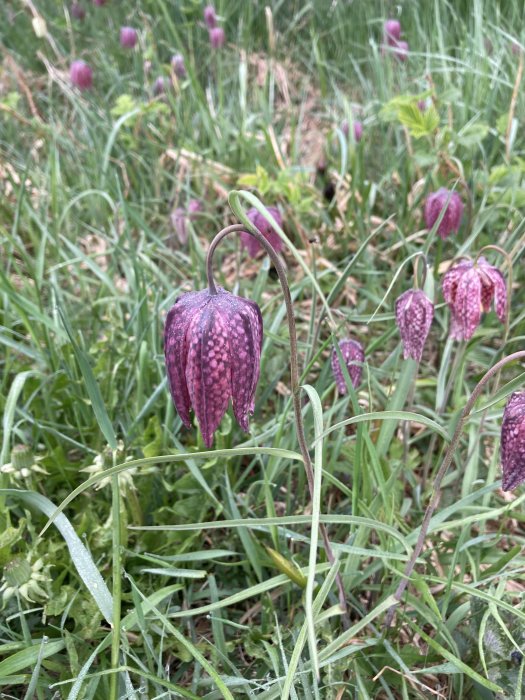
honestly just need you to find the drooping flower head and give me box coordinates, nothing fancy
[341,119,363,142]
[171,53,187,79]
[204,4,217,29]
[164,287,263,447]
[70,60,93,90]
[425,188,464,239]
[240,207,283,258]
[384,19,401,45]
[442,257,507,341]
[120,26,138,49]
[331,339,365,395]
[209,26,225,49]
[153,76,166,96]
[395,289,434,362]
[394,40,409,61]
[71,3,86,20]
[501,392,525,491]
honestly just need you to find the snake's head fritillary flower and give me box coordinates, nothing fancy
[341,119,362,142]
[442,257,507,341]
[395,289,434,362]
[164,287,263,447]
[71,3,86,20]
[120,27,137,49]
[240,207,283,258]
[384,19,401,45]
[171,53,187,79]
[394,40,409,61]
[204,4,217,29]
[188,199,203,217]
[500,392,525,491]
[70,60,93,90]
[209,26,225,49]
[153,76,166,96]
[424,188,464,239]
[331,339,365,395]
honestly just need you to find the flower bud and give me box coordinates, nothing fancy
[341,119,362,142]
[70,60,93,90]
[331,339,365,395]
[170,208,188,245]
[171,53,186,79]
[204,5,217,29]
[120,26,137,49]
[500,391,525,491]
[424,188,464,239]
[188,199,203,217]
[70,2,86,20]
[395,289,434,362]
[209,26,225,49]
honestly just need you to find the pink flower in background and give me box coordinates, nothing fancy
[153,76,166,96]
[424,188,464,239]
[395,289,434,362]
[209,27,225,49]
[442,257,507,341]
[394,40,409,61]
[240,207,283,258]
[204,5,217,29]
[70,60,93,90]
[70,3,86,20]
[341,119,363,142]
[500,392,525,491]
[164,288,263,447]
[384,19,401,46]
[188,199,203,217]
[92,0,106,5]
[171,54,187,79]
[120,27,138,49]
[331,339,365,395]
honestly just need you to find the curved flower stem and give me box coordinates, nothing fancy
[385,350,525,628]
[206,223,349,624]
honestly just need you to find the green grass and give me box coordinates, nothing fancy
[1,0,525,697]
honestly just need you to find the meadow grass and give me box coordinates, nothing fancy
[1,0,525,697]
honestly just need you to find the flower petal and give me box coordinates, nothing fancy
[455,267,482,340]
[185,300,232,448]
[164,290,209,428]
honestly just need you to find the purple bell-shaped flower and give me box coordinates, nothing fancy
[164,288,263,447]
[331,339,365,395]
[500,392,525,491]
[424,188,464,239]
[240,207,283,258]
[395,289,434,362]
[442,257,507,341]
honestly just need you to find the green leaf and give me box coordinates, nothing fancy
[397,103,440,138]
[0,640,65,677]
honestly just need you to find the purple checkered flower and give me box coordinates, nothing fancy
[442,257,507,341]
[395,289,434,362]
[71,3,86,20]
[331,339,365,395]
[70,60,93,90]
[384,19,401,45]
[120,27,137,49]
[204,5,217,29]
[240,207,283,258]
[153,76,166,96]
[424,188,464,239]
[171,53,186,79]
[209,27,225,49]
[164,287,263,447]
[341,119,363,142]
[500,392,525,491]
[394,40,409,61]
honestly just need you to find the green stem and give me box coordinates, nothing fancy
[385,350,525,627]
[109,461,122,700]
[206,219,350,624]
